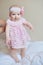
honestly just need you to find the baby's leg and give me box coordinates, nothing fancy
[10,48,20,63]
[20,48,26,59]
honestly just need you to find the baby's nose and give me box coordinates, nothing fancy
[15,15,18,17]
[15,15,18,18]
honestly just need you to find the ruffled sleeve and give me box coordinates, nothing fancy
[22,18,27,23]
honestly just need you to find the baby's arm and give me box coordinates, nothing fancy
[6,24,10,39]
[23,21,33,30]
[6,24,11,49]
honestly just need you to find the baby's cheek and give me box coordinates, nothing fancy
[18,15,21,18]
[12,15,15,18]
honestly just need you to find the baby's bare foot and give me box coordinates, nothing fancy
[15,58,20,63]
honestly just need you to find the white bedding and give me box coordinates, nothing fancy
[0,41,43,65]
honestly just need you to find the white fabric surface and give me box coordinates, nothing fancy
[0,41,43,65]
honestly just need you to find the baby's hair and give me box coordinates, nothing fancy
[9,5,24,17]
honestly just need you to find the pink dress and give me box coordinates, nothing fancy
[6,17,31,48]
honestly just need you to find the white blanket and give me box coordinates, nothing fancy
[0,41,43,65]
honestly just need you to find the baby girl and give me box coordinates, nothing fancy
[6,5,33,63]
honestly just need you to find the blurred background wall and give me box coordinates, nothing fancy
[0,0,43,41]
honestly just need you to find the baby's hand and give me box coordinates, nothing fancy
[30,26,34,31]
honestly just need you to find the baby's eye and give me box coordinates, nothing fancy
[17,14,20,15]
[12,14,15,15]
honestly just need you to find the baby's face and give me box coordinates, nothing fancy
[11,11,21,21]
